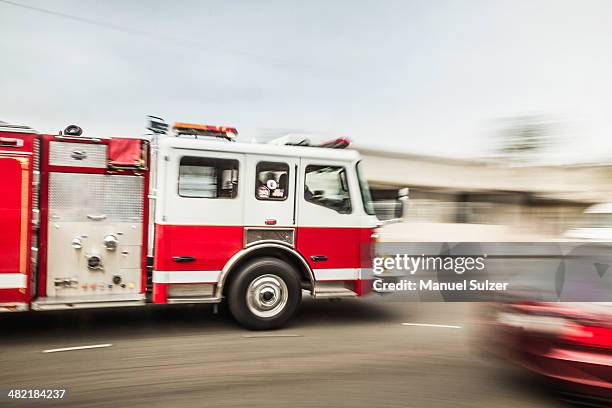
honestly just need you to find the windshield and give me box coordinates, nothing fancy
[356,161,375,215]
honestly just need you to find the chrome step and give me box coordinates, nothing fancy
[166,297,220,304]
[32,294,145,311]
[0,303,28,312]
[313,286,357,299]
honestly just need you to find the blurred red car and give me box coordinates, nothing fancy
[483,302,612,403]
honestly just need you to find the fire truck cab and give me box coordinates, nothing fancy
[0,120,379,329]
[153,131,379,328]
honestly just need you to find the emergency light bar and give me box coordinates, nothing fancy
[319,137,350,149]
[173,122,238,140]
[268,135,351,149]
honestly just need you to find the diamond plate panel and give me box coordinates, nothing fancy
[49,141,108,168]
[245,228,294,247]
[32,138,40,209]
[33,137,40,169]
[49,173,143,222]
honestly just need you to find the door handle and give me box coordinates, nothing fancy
[87,214,107,221]
[310,255,328,262]
[173,256,196,263]
[0,137,24,147]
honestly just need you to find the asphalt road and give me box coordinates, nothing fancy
[0,297,570,408]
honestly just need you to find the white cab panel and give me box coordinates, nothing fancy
[243,154,299,227]
[159,148,245,226]
[298,158,365,228]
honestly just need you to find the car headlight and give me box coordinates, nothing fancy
[497,312,570,335]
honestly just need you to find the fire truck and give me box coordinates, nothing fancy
[0,118,379,329]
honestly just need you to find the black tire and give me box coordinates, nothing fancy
[228,257,302,330]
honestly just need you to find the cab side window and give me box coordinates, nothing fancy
[178,156,239,198]
[255,161,289,201]
[304,165,351,214]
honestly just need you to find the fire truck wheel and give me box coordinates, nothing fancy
[228,257,302,330]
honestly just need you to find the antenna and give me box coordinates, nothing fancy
[147,116,169,135]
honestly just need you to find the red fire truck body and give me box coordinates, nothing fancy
[0,121,378,329]
[0,126,36,310]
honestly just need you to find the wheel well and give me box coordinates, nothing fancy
[221,246,313,298]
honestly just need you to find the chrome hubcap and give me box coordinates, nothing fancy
[246,274,288,318]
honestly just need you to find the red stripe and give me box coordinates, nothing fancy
[296,227,374,269]
[0,288,27,303]
[151,224,375,303]
[153,225,244,271]
[153,225,374,271]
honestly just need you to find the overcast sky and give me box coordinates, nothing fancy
[1,0,611,162]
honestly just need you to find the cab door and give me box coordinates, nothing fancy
[243,155,299,245]
[155,148,245,272]
[296,159,365,282]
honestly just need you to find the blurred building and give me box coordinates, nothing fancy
[357,147,612,237]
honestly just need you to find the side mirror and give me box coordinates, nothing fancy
[394,199,404,219]
[396,187,409,219]
[374,188,408,225]
[373,201,403,222]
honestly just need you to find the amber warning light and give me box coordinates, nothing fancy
[173,122,238,140]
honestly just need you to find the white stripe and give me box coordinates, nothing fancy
[153,270,221,284]
[0,273,27,289]
[313,268,360,281]
[155,269,362,283]
[401,323,462,329]
[0,303,28,312]
[43,344,112,353]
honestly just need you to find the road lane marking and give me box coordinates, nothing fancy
[42,344,113,353]
[401,323,462,329]
[242,334,302,338]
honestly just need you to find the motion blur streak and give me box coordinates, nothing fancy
[1,300,563,408]
[478,302,612,406]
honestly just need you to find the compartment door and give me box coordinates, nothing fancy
[0,155,30,301]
